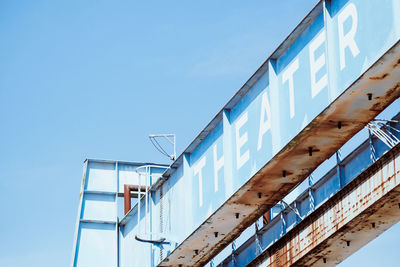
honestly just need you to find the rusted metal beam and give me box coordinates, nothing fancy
[159,40,400,267]
[249,144,400,267]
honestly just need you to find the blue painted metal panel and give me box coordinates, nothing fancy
[81,193,116,222]
[76,222,117,267]
[149,1,400,264]
[214,106,400,266]
[326,0,400,99]
[71,160,168,267]
[72,160,118,267]
[71,0,400,266]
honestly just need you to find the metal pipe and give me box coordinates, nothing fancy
[123,184,148,215]
[145,166,148,233]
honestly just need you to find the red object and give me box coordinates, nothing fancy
[263,210,270,226]
[124,184,148,215]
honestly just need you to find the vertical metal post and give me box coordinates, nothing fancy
[124,185,131,215]
[115,162,119,267]
[231,241,237,267]
[70,160,88,267]
[145,166,148,234]
[308,176,315,212]
[138,172,141,231]
[294,201,301,223]
[336,151,343,190]
[280,201,286,236]
[255,220,262,256]
[159,184,164,261]
[368,130,376,163]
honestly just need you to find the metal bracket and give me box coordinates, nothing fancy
[135,235,169,245]
[149,134,176,161]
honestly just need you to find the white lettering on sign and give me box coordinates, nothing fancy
[338,3,360,70]
[282,58,299,118]
[213,144,224,192]
[236,111,249,170]
[257,91,272,151]
[194,156,206,207]
[309,30,328,98]
[188,3,363,209]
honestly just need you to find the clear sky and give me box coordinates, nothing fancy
[0,1,399,266]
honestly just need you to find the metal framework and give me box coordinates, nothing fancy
[71,1,400,266]
[214,114,400,266]
[149,134,176,161]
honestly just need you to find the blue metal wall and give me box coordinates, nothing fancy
[71,1,400,266]
[147,1,400,263]
[71,161,167,267]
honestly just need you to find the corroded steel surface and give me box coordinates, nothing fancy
[160,41,400,266]
[250,144,400,267]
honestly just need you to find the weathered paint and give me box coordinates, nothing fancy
[160,24,400,267]
[70,0,400,266]
[213,109,400,266]
[251,144,400,267]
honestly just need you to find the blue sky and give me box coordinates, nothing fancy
[0,0,399,266]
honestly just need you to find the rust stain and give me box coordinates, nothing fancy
[387,82,400,98]
[393,58,400,68]
[369,73,389,80]
[161,43,400,267]
[370,82,400,111]
[248,148,400,267]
